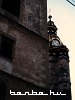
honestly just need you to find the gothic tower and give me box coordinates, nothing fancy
[48,15,72,100]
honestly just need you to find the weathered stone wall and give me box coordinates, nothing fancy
[0,0,47,38]
[20,0,47,38]
[49,56,57,90]
[0,15,49,88]
[49,52,71,99]
[0,70,50,100]
[49,55,71,87]
[56,58,71,91]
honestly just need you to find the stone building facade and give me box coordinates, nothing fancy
[0,0,71,100]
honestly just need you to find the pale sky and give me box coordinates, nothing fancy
[47,0,75,100]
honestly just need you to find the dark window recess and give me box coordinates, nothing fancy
[0,35,15,60]
[1,0,21,17]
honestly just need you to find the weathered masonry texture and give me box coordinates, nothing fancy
[0,15,49,88]
[0,0,47,38]
[0,0,49,99]
[0,71,50,100]
[20,0,47,38]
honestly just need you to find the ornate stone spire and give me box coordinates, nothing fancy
[48,15,72,100]
[48,15,57,35]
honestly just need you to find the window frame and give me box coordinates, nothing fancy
[0,31,16,61]
[0,0,21,22]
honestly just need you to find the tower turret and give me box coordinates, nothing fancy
[48,15,57,34]
[48,15,72,100]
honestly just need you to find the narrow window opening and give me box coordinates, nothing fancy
[0,34,15,60]
[1,0,21,17]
